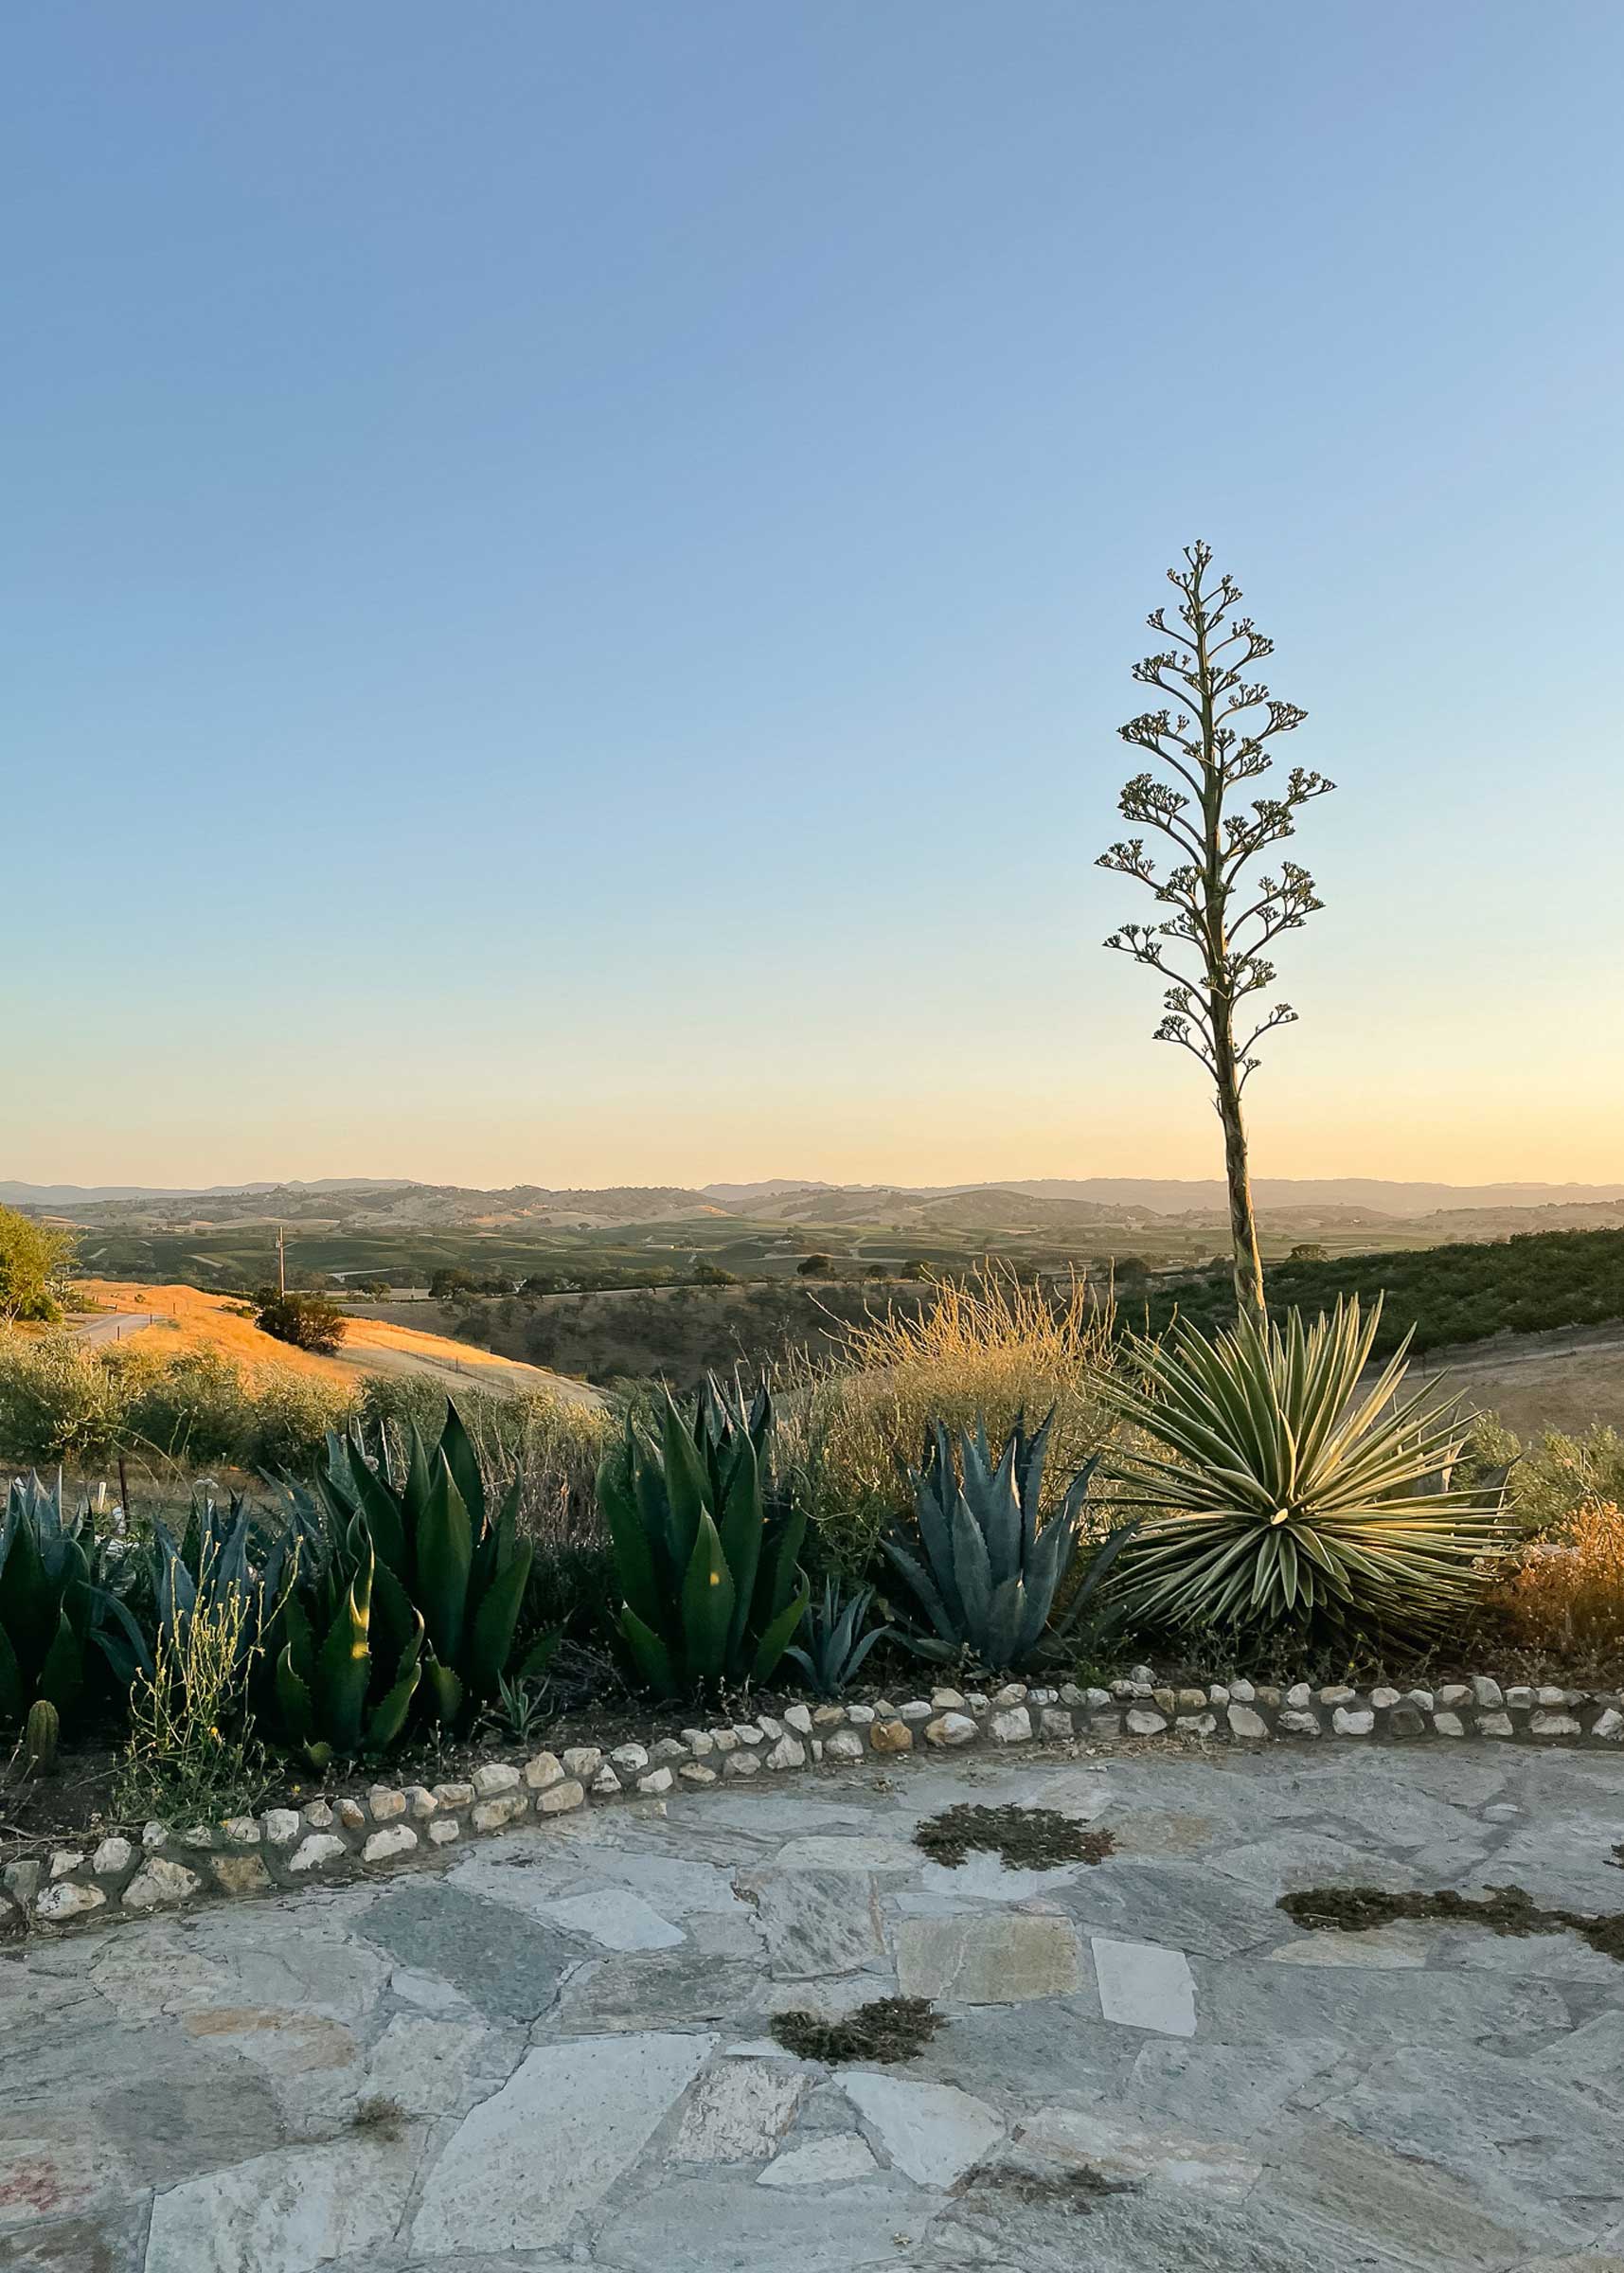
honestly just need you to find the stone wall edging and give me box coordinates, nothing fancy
[7,1669,1620,1936]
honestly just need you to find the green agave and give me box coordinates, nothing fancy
[884,1411,1123,1670]
[1098,1297,1515,1637]
[269,1401,552,1761]
[0,1472,148,1727]
[599,1377,809,1698]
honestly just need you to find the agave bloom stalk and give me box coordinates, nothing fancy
[1098,1297,1515,1638]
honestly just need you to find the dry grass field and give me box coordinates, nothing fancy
[69,1280,603,1406]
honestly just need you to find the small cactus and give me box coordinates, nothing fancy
[23,1698,60,1772]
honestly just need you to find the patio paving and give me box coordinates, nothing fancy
[4,1742,1623,2271]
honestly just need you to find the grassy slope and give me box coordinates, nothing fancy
[73,1280,603,1405]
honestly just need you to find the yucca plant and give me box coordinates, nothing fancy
[0,1471,150,1727]
[784,1578,890,1699]
[599,1377,809,1697]
[1098,1297,1516,1638]
[884,1412,1121,1669]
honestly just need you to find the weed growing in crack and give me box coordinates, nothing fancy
[1279,1884,1624,1963]
[771,1996,945,2065]
[914,1802,1115,1871]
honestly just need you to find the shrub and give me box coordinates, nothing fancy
[1469,1418,1624,1538]
[1490,1499,1624,1662]
[256,1291,346,1354]
[117,1589,265,1822]
[0,1471,151,1727]
[1098,1298,1517,1640]
[0,1332,136,1465]
[0,1207,74,1324]
[783,1268,1119,1576]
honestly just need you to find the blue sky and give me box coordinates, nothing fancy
[6,2,1622,1189]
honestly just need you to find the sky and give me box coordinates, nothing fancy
[6,2,1623,1192]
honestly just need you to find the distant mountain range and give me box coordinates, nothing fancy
[8,1172,1624,1232]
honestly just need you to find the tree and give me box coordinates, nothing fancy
[0,1207,74,1323]
[796,1253,834,1278]
[255,1289,347,1354]
[1289,1243,1330,1263]
[1098,543,1331,1321]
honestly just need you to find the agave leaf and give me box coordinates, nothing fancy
[716,1431,763,1663]
[366,1660,422,1753]
[681,1511,737,1684]
[345,1445,408,1585]
[422,1655,464,1726]
[518,1628,560,1679]
[620,1602,678,1698]
[437,1402,487,1530]
[751,1581,810,1683]
[468,1535,533,1702]
[600,1447,665,1631]
[275,1645,316,1744]
[417,1455,473,1666]
[0,1519,57,1688]
[314,1552,374,1752]
[661,1396,710,1573]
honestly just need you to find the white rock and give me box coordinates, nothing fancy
[845,1704,875,1726]
[363,1826,418,1864]
[1432,1710,1467,1738]
[756,1715,784,1741]
[428,1819,460,1845]
[592,1765,623,1796]
[1284,1683,1312,1710]
[1126,1709,1168,1736]
[1091,1936,1197,2037]
[679,1763,718,1785]
[763,1736,807,1772]
[1593,1707,1624,1741]
[289,1832,349,1872]
[1530,1710,1583,1738]
[538,1778,585,1814]
[367,1785,407,1822]
[562,1746,603,1779]
[842,2072,1002,2188]
[723,1750,761,1779]
[433,1781,474,1807]
[523,1751,563,1790]
[1478,1711,1514,1737]
[681,1727,715,1754]
[758,2134,878,2187]
[900,1700,934,1723]
[1331,1708,1375,1737]
[412,2031,713,2251]
[637,1766,675,1796]
[931,1688,968,1710]
[222,1816,260,1846]
[1471,1675,1505,1709]
[48,1849,84,1879]
[611,1743,651,1774]
[261,1808,301,1847]
[302,1799,335,1828]
[1278,1710,1321,1737]
[925,1712,977,1748]
[35,1880,106,1923]
[1227,1678,1256,1703]
[708,1728,740,1752]
[1369,1687,1401,1709]
[403,1784,437,1819]
[92,1835,134,1877]
[124,1857,202,1910]
[473,1763,521,1798]
[472,1794,528,1832]
[1039,1708,1075,1740]
[1227,1705,1269,1740]
[989,1708,1032,1745]
[733,1725,765,1746]
[824,1730,866,1762]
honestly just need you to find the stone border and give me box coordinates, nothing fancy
[7,1669,1620,1936]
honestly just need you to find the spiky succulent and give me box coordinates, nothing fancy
[1097,1297,1516,1638]
[599,1377,809,1698]
[883,1412,1116,1670]
[784,1578,890,1699]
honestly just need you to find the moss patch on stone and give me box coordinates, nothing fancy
[957,2157,1137,2210]
[771,1995,945,2065]
[1279,1883,1624,1963]
[914,1803,1115,1872]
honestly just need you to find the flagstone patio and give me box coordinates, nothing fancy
[5,1742,1623,2271]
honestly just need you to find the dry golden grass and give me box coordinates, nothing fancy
[74,1280,580,1397]
[782,1268,1123,1573]
[1491,1498,1624,1660]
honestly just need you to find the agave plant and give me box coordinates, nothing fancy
[272,1509,427,1765]
[1097,1298,1516,1637]
[300,1402,548,1729]
[0,1472,150,1726]
[141,1488,305,1679]
[884,1412,1121,1669]
[599,1377,809,1697]
[784,1578,890,1699]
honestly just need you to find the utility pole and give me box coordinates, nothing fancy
[277,1225,286,1298]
